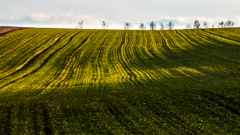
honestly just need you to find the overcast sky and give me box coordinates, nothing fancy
[0,0,240,29]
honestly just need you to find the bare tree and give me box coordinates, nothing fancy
[186,23,191,29]
[203,21,209,28]
[225,19,235,27]
[78,20,84,29]
[231,21,235,27]
[212,24,214,28]
[139,23,146,30]
[194,20,201,29]
[160,22,164,30]
[166,21,174,30]
[149,21,156,30]
[124,22,132,29]
[101,21,108,29]
[219,21,224,28]
[225,20,230,27]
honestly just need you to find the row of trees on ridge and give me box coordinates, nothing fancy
[76,19,235,30]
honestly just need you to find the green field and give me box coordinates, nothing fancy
[0,28,240,134]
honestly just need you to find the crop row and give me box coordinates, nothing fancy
[0,28,240,133]
[0,28,240,95]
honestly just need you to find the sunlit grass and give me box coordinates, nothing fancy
[0,28,240,134]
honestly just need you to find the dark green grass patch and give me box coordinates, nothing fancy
[1,28,240,134]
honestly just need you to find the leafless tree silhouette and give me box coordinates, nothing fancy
[139,23,146,30]
[194,20,201,29]
[225,19,234,27]
[149,21,156,30]
[219,21,224,28]
[231,21,235,27]
[160,22,164,30]
[203,21,209,28]
[101,21,108,29]
[186,23,191,29]
[78,20,84,29]
[166,21,174,30]
[124,22,132,29]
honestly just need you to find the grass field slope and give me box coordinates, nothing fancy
[0,28,240,134]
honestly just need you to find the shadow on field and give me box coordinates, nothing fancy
[1,87,240,134]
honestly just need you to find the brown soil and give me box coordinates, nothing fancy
[0,26,31,37]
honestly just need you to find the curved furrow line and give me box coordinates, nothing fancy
[176,29,240,70]
[0,30,71,80]
[66,30,101,91]
[55,30,110,91]
[157,32,209,83]
[143,31,177,86]
[184,29,240,70]
[103,31,129,90]
[77,30,109,91]
[0,29,54,75]
[21,30,89,94]
[222,28,240,37]
[134,31,169,88]
[49,30,100,89]
[169,30,221,62]
[0,30,78,89]
[146,31,186,85]
[174,30,206,50]
[170,30,231,83]
[175,29,225,54]
[111,31,135,89]
[85,30,112,91]
[127,31,167,88]
[200,29,240,47]
[202,29,240,43]
[154,31,209,85]
[155,31,193,65]
[43,31,89,87]
[117,31,140,89]
[163,30,221,66]
[144,31,183,87]
[217,28,240,37]
[95,30,121,91]
[131,31,163,87]
[0,29,35,50]
[99,31,120,91]
[129,31,154,87]
[162,30,240,80]
[108,30,138,89]
[0,29,51,60]
[89,30,131,90]
[3,29,67,73]
[150,31,174,67]
[69,31,102,90]
[92,30,113,91]
[6,30,83,94]
[120,31,147,88]
[29,30,87,90]
[37,31,97,97]
[61,30,101,89]
[177,29,240,67]
[159,31,219,84]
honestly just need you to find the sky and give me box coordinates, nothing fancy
[0,0,240,29]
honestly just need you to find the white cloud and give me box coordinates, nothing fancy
[0,12,239,29]
[0,15,20,21]
[30,14,52,22]
[235,16,240,24]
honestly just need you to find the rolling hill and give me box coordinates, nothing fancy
[0,28,240,134]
